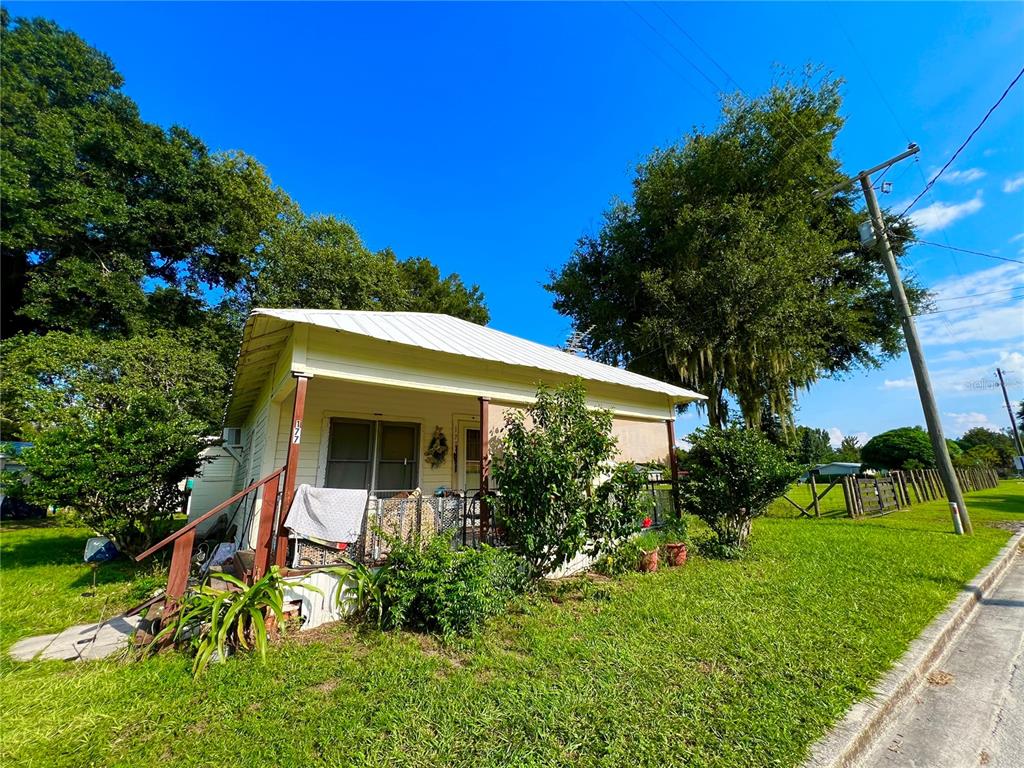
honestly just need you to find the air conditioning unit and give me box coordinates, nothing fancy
[222,427,242,446]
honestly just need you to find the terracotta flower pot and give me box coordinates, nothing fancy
[665,542,688,567]
[639,548,659,573]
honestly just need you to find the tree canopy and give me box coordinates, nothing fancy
[1,11,489,347]
[860,426,960,471]
[0,12,494,547]
[955,427,1016,470]
[548,74,926,429]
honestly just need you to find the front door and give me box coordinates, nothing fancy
[459,424,482,493]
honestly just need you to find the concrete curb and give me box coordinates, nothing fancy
[804,527,1024,768]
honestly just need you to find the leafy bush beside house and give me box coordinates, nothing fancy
[345,536,527,639]
[491,381,651,578]
[681,425,800,552]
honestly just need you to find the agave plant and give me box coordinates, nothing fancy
[154,566,320,677]
[323,558,389,627]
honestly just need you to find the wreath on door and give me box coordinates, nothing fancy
[424,426,448,468]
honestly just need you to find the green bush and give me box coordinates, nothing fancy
[586,462,654,559]
[359,536,527,639]
[493,381,651,577]
[682,425,800,553]
[1,332,225,555]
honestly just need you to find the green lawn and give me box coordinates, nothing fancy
[1,483,1022,768]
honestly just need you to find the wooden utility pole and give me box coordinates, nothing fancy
[826,144,972,534]
[997,368,1024,458]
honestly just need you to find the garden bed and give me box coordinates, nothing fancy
[1,483,1022,768]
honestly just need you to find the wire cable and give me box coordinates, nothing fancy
[898,65,1024,219]
[889,232,1024,266]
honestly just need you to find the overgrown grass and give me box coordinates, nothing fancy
[1,483,1021,768]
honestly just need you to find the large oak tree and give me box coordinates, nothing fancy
[548,75,926,429]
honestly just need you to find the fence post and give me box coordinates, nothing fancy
[809,474,820,518]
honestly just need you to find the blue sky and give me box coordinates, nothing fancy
[10,1,1024,446]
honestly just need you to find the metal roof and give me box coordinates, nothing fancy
[226,309,703,422]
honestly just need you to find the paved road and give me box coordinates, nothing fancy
[859,552,1024,768]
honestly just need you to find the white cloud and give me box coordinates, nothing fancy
[939,168,986,184]
[1003,175,1024,193]
[827,427,870,449]
[944,411,995,435]
[917,263,1024,347]
[882,377,915,390]
[1010,233,1024,244]
[909,191,984,233]
[918,304,1024,346]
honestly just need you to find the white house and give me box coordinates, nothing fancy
[157,309,703,605]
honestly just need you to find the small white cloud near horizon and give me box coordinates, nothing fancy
[944,411,995,436]
[909,191,984,233]
[939,167,986,184]
[823,428,872,450]
[827,427,871,450]
[882,377,915,390]
[1003,175,1024,194]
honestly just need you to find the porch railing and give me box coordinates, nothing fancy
[135,466,286,607]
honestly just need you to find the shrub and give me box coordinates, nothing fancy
[348,536,527,639]
[682,425,800,553]
[594,538,644,577]
[1,332,225,555]
[493,381,650,577]
[586,462,654,559]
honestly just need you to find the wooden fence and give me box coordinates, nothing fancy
[842,467,999,518]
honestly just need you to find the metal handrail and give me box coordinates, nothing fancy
[135,466,286,562]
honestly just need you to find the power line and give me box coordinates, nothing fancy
[930,286,1024,303]
[654,2,740,90]
[622,3,720,97]
[898,65,1024,219]
[914,294,1024,316]
[890,232,1024,266]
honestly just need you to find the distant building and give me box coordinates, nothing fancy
[811,462,862,477]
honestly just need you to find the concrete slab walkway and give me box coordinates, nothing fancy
[857,553,1024,768]
[9,614,141,662]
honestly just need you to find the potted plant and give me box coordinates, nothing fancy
[639,546,659,572]
[661,517,689,567]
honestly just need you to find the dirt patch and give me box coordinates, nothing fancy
[312,679,339,695]
[927,670,954,686]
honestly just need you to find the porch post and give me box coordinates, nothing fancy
[479,396,490,544]
[274,373,311,568]
[666,418,680,516]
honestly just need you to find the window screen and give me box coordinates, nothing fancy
[325,419,374,489]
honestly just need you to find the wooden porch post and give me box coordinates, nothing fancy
[665,418,680,516]
[274,373,310,568]
[252,472,281,580]
[479,396,490,544]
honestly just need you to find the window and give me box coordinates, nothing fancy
[325,419,419,491]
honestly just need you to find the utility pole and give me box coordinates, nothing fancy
[997,368,1024,457]
[826,144,972,534]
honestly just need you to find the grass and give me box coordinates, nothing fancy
[1,483,1022,768]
